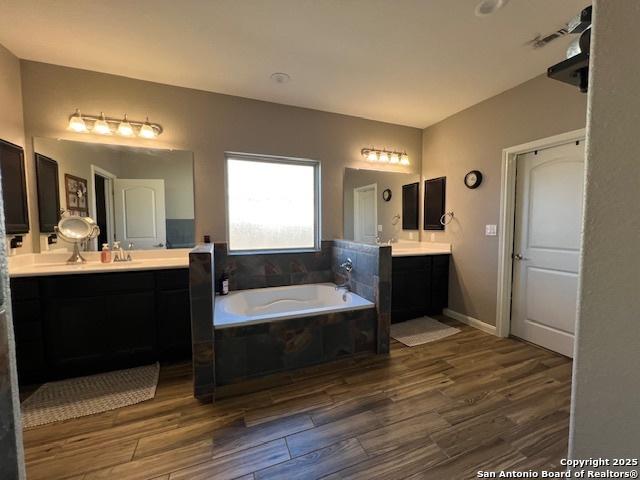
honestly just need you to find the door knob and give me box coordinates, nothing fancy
[513,253,526,260]
[153,242,165,248]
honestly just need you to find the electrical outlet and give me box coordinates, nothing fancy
[485,224,497,236]
[409,232,415,240]
[430,233,435,241]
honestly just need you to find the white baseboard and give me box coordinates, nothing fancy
[443,308,497,336]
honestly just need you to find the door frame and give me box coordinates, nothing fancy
[90,165,117,250]
[495,128,586,338]
[353,183,377,243]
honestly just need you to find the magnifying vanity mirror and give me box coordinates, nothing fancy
[34,138,195,252]
[343,168,420,245]
[55,214,100,264]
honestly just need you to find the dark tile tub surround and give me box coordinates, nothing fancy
[215,308,377,386]
[189,240,392,401]
[188,244,216,402]
[332,240,392,354]
[166,218,195,249]
[214,241,333,291]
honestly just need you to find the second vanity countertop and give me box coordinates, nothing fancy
[8,248,191,277]
[390,242,451,257]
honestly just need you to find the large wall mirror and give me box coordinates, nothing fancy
[343,168,420,244]
[34,138,195,251]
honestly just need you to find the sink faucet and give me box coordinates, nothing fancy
[336,258,353,291]
[126,242,135,261]
[113,241,133,262]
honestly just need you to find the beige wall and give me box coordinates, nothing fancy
[19,61,421,252]
[1,44,34,254]
[570,0,640,461]
[0,42,26,479]
[421,74,587,326]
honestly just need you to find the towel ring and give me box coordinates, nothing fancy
[440,211,454,226]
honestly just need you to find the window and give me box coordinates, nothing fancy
[225,153,321,253]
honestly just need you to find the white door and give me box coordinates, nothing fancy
[354,184,377,244]
[511,141,585,357]
[114,179,167,249]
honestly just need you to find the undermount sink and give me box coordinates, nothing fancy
[33,261,143,269]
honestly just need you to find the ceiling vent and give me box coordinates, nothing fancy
[529,27,569,49]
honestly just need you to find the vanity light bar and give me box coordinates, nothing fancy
[361,147,409,165]
[67,109,163,138]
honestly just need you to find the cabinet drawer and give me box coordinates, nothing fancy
[156,269,189,291]
[42,271,155,297]
[392,256,431,272]
[432,255,450,270]
[10,278,39,301]
[12,299,41,324]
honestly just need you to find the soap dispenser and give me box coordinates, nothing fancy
[101,243,112,263]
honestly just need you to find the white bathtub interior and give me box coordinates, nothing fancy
[214,283,375,328]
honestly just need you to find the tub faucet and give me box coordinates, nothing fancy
[340,258,353,273]
[336,258,353,291]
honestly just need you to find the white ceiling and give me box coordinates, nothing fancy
[0,0,585,128]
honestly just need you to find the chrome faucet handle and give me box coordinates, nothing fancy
[340,258,353,273]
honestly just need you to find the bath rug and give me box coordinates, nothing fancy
[21,362,159,429]
[391,317,460,347]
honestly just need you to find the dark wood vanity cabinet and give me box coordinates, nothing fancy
[391,254,449,323]
[10,268,191,383]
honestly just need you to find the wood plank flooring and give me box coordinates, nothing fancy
[21,317,573,480]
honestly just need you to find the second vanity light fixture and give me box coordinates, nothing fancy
[361,147,409,166]
[68,110,163,139]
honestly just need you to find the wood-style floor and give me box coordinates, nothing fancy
[22,317,573,480]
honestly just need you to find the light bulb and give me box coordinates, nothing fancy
[390,153,400,164]
[117,114,134,137]
[68,109,88,133]
[367,150,378,162]
[93,112,112,135]
[379,151,389,163]
[138,117,157,138]
[400,153,410,165]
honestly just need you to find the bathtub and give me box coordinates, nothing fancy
[214,283,375,328]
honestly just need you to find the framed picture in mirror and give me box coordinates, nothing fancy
[65,174,89,216]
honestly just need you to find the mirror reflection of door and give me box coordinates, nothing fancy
[114,179,167,249]
[353,183,377,244]
[91,165,117,251]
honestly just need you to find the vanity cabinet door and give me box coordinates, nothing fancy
[157,289,191,359]
[429,255,450,314]
[156,270,191,360]
[106,291,156,365]
[10,277,46,383]
[45,296,110,378]
[391,256,432,322]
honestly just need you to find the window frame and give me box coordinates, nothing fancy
[224,152,322,255]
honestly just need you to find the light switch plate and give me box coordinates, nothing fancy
[377,224,383,232]
[485,224,497,236]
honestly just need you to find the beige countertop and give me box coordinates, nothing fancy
[390,241,451,257]
[8,249,190,277]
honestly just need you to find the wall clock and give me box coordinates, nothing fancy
[382,188,392,202]
[464,170,483,189]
